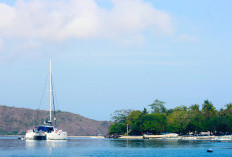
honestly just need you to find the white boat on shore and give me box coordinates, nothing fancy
[25,60,67,140]
[143,133,179,139]
[213,136,232,141]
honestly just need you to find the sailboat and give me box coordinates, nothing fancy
[25,60,67,140]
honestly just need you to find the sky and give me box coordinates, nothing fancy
[0,0,232,121]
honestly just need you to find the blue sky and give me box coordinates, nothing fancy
[0,0,231,120]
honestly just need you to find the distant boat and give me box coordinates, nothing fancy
[207,148,213,152]
[25,60,67,140]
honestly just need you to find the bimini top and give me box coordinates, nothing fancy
[37,126,54,133]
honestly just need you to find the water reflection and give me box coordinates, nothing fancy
[0,137,232,156]
[26,140,67,155]
[26,140,67,149]
[108,139,212,149]
[0,137,25,150]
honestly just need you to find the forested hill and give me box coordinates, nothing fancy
[0,105,110,136]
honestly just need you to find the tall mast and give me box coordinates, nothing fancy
[49,60,52,122]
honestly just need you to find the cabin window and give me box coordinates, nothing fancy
[37,126,54,133]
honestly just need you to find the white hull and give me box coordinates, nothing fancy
[25,129,67,140]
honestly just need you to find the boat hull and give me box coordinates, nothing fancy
[25,129,67,140]
[34,135,47,140]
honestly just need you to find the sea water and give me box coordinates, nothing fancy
[0,136,232,156]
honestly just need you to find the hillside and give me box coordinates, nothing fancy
[0,105,110,136]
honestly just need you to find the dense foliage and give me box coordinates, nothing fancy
[109,100,232,135]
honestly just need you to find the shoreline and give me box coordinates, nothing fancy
[68,136,105,138]
[118,135,232,141]
[1,135,232,141]
[0,135,105,138]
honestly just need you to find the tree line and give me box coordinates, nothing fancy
[108,99,232,135]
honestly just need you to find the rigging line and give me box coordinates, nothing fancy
[52,75,59,111]
[51,74,57,127]
[52,74,62,128]
[44,91,50,122]
[34,72,49,126]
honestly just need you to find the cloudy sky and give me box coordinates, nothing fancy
[0,0,231,120]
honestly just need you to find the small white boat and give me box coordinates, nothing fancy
[25,60,67,140]
[207,148,213,152]
[213,136,231,141]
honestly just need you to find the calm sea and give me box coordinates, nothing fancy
[0,136,232,156]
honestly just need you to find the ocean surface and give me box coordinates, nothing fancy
[0,136,232,157]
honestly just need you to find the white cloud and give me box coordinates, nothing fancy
[0,0,174,42]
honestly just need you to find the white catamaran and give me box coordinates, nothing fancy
[25,60,67,140]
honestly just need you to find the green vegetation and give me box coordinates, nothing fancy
[109,99,232,135]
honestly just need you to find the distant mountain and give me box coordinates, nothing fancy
[0,105,110,136]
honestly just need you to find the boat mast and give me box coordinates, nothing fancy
[49,60,52,122]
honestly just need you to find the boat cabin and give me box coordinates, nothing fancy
[37,126,54,133]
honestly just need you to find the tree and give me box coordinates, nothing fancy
[225,103,232,114]
[186,104,203,134]
[126,110,142,134]
[109,109,132,135]
[126,110,142,126]
[215,103,232,133]
[109,123,126,135]
[149,99,166,114]
[142,108,148,115]
[142,113,167,134]
[167,106,190,135]
[173,105,187,112]
[189,104,200,112]
[110,109,132,124]
[201,100,216,135]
